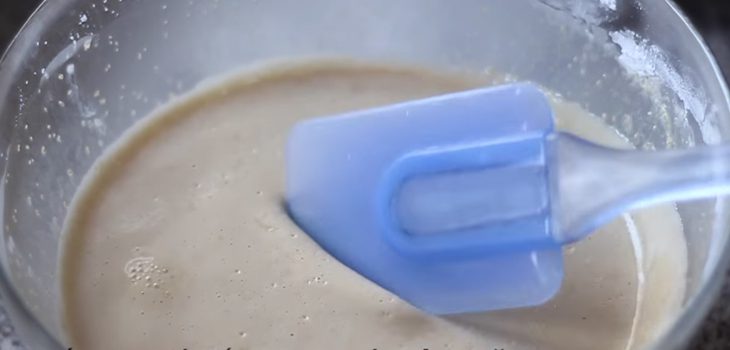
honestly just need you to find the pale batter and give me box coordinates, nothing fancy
[60,59,687,350]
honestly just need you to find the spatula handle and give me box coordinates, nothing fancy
[551,132,730,243]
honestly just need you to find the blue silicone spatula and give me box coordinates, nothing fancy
[286,83,730,315]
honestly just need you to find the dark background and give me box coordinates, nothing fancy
[1,1,729,349]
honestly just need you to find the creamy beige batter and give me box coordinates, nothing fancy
[60,59,687,350]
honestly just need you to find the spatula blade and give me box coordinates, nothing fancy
[286,83,563,314]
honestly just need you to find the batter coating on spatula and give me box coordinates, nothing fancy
[60,59,686,350]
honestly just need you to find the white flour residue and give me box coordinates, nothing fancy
[600,0,617,11]
[609,30,719,144]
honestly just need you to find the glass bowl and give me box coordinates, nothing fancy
[0,0,728,349]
